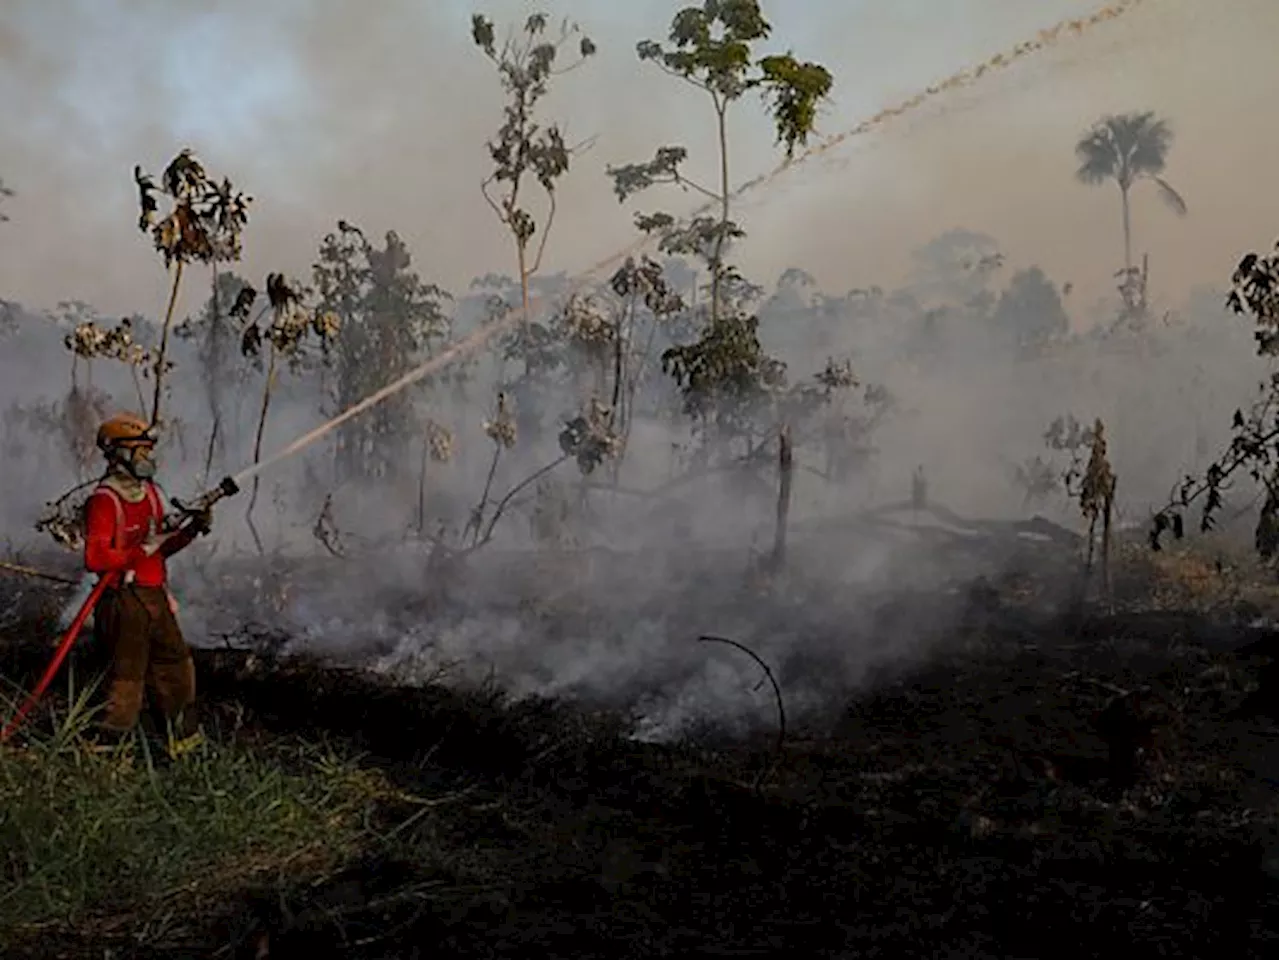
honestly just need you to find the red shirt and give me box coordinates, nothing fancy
[83,481,169,587]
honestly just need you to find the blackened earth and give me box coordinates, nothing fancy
[0,562,1275,959]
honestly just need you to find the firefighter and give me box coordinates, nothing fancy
[83,413,213,757]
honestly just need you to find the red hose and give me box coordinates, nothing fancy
[0,573,116,743]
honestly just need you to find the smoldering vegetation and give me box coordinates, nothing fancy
[0,220,1271,741]
[0,208,1269,742]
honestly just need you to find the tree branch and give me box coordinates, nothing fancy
[697,634,786,790]
[480,175,506,224]
[529,189,557,277]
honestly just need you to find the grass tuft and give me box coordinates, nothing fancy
[0,677,390,946]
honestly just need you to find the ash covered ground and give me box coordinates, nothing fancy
[2,511,1275,958]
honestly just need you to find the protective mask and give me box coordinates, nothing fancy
[119,447,157,480]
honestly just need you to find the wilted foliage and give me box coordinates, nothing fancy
[609,256,686,316]
[134,149,253,427]
[482,391,518,450]
[424,419,454,464]
[34,496,89,551]
[134,150,251,268]
[1076,420,1117,537]
[1151,245,1279,557]
[1226,246,1279,357]
[64,316,154,371]
[558,397,620,475]
[560,293,613,354]
[238,272,341,555]
[237,273,339,368]
[473,10,595,333]
[1042,414,1117,582]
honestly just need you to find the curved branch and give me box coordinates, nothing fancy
[470,453,572,551]
[697,634,786,788]
[529,188,557,277]
[480,175,506,224]
[649,172,722,204]
[1152,421,1279,546]
[654,59,709,96]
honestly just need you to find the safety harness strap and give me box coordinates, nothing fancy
[91,481,164,586]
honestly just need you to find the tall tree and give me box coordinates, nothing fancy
[313,222,451,484]
[471,11,595,336]
[607,0,832,440]
[133,149,251,428]
[1074,111,1187,274]
[0,178,14,332]
[610,0,831,326]
[992,266,1070,355]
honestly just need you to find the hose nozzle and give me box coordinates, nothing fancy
[167,476,240,531]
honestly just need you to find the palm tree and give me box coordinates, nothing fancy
[1074,111,1187,273]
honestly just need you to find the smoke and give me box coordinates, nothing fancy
[0,0,1276,739]
[1,1,1273,314]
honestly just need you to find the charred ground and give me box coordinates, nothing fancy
[1,533,1275,959]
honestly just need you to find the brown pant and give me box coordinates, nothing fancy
[93,585,196,737]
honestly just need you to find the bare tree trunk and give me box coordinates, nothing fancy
[202,265,225,483]
[469,443,503,547]
[770,424,794,572]
[1120,183,1132,273]
[150,260,185,427]
[245,344,278,556]
[711,105,730,326]
[417,433,429,535]
[517,243,530,333]
[1101,483,1115,601]
[1140,253,1149,315]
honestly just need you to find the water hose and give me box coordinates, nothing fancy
[0,572,116,743]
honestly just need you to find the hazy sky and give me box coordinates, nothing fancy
[0,0,1275,325]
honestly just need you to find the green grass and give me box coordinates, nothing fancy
[0,675,399,947]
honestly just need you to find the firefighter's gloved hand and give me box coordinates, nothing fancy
[187,506,214,537]
[141,519,177,558]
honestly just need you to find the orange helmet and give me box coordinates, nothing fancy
[96,413,156,452]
